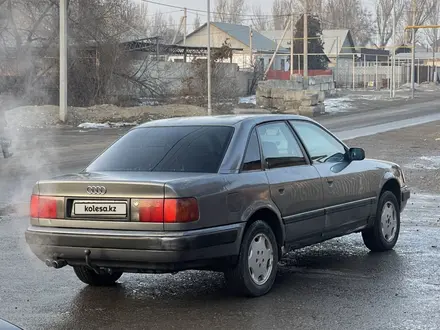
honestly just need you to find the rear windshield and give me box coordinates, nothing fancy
[85,125,234,173]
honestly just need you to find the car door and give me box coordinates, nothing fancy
[255,121,325,242]
[289,120,376,236]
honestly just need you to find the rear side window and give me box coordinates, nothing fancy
[256,121,307,169]
[242,129,262,171]
[86,126,234,173]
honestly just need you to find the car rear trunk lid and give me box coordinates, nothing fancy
[33,172,187,231]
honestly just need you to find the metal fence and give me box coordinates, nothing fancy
[331,54,406,90]
[262,51,440,91]
[315,53,440,90]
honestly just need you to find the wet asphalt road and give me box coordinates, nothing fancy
[1,211,440,330]
[1,100,440,330]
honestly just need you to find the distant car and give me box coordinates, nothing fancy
[25,115,410,297]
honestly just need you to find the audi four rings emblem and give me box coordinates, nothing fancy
[86,186,107,195]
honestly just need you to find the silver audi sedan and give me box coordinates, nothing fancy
[25,115,410,297]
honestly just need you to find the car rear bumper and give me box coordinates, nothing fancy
[401,185,410,211]
[25,224,245,272]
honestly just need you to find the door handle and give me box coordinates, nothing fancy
[327,179,334,185]
[278,188,285,194]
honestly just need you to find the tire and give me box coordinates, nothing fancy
[73,266,123,286]
[224,220,279,297]
[362,191,400,252]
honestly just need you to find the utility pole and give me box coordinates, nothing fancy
[172,16,184,44]
[155,37,160,60]
[207,0,212,115]
[392,0,396,97]
[264,20,292,78]
[352,54,355,90]
[183,8,187,45]
[335,36,339,86]
[303,3,308,83]
[249,25,253,69]
[433,2,438,82]
[59,0,67,122]
[290,13,294,77]
[433,37,437,82]
[375,55,378,90]
[411,0,416,98]
[363,54,366,90]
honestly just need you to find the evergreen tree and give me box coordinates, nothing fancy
[292,14,328,71]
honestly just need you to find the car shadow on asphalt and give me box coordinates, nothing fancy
[44,239,406,330]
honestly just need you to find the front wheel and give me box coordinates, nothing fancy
[73,266,123,286]
[362,191,400,252]
[224,220,279,297]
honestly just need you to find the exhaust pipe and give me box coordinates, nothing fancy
[45,259,67,269]
[52,260,67,269]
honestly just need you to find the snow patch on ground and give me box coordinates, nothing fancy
[399,82,440,92]
[324,96,354,113]
[238,95,256,105]
[401,82,420,89]
[348,93,411,101]
[5,104,208,128]
[138,98,160,106]
[405,156,440,170]
[78,122,139,129]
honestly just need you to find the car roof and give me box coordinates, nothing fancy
[138,114,313,127]
[0,318,22,330]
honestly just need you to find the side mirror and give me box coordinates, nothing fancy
[349,147,365,161]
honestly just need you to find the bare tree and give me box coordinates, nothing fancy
[420,0,439,80]
[148,11,181,43]
[214,0,247,25]
[181,44,238,100]
[272,0,285,30]
[374,0,406,47]
[422,0,440,48]
[403,0,437,43]
[292,0,325,15]
[193,13,201,31]
[251,4,269,32]
[0,0,177,105]
[323,0,374,46]
[214,0,229,22]
[271,0,325,30]
[67,0,156,105]
[271,0,293,30]
[228,0,247,24]
[127,1,150,34]
[0,0,58,99]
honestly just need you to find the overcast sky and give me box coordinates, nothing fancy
[134,0,376,23]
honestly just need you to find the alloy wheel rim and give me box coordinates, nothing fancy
[248,233,274,286]
[380,201,397,242]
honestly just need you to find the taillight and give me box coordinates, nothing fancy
[134,198,199,223]
[164,198,199,223]
[30,195,58,219]
[138,199,164,223]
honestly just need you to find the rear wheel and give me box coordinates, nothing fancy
[73,266,123,286]
[362,191,400,252]
[224,220,279,297]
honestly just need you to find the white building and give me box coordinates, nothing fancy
[175,22,290,71]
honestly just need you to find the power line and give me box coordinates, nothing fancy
[139,0,187,11]
[143,10,184,16]
[141,0,293,18]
